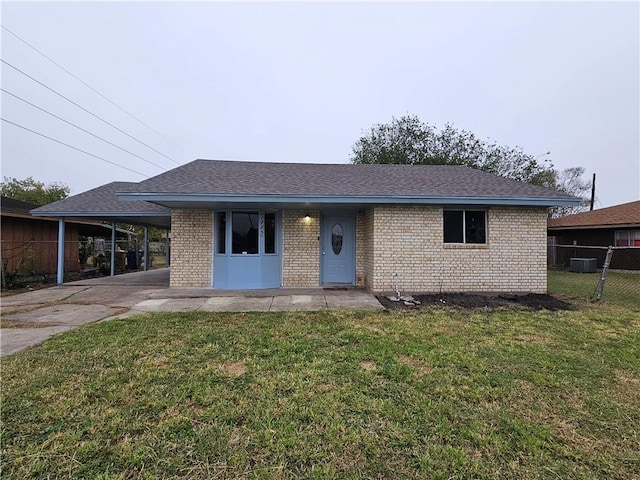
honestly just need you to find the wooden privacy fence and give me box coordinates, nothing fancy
[0,217,79,275]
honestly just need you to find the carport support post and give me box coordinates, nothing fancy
[143,227,148,272]
[165,229,170,267]
[57,217,65,285]
[110,222,116,277]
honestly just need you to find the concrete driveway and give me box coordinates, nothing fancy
[1,268,382,357]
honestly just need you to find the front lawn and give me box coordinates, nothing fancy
[2,305,639,479]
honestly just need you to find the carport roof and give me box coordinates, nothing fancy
[30,181,171,228]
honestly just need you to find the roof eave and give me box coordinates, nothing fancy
[116,192,581,207]
[548,222,640,231]
[29,211,170,218]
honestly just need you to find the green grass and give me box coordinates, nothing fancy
[548,269,640,309]
[2,305,639,479]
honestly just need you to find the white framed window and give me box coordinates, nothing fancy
[443,210,487,244]
[615,230,640,247]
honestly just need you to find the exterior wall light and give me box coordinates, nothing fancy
[303,213,311,222]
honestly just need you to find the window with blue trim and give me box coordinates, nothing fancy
[216,210,278,256]
[232,212,259,254]
[264,212,276,254]
[216,211,226,254]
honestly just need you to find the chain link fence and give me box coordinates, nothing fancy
[547,244,640,308]
[1,237,170,290]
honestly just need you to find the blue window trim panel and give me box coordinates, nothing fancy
[213,209,282,289]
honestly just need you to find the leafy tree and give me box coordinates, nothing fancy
[548,167,593,218]
[1,176,70,206]
[350,115,556,187]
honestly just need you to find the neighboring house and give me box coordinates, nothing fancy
[0,196,128,276]
[33,160,579,293]
[548,200,640,270]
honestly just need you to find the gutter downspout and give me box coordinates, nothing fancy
[165,229,170,267]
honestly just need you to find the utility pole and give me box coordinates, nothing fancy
[590,173,596,211]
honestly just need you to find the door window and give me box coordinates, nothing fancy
[331,223,343,255]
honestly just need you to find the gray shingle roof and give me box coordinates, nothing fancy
[125,159,578,202]
[30,182,171,227]
[28,160,580,221]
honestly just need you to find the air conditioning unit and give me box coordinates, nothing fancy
[569,258,597,273]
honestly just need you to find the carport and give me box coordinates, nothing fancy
[30,181,171,284]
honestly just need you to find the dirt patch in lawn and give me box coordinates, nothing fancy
[224,361,247,377]
[359,360,376,372]
[377,293,576,311]
[398,355,433,376]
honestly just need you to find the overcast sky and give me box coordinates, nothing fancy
[1,1,638,208]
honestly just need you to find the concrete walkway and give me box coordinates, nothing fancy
[1,269,382,357]
[134,290,382,312]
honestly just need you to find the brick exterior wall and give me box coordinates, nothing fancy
[363,208,375,290]
[170,209,213,287]
[168,206,547,293]
[363,205,548,293]
[355,211,366,286]
[282,209,320,287]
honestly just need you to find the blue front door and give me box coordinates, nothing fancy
[321,213,355,285]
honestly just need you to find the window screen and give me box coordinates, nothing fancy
[465,211,486,244]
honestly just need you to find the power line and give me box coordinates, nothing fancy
[1,25,192,159]
[1,59,181,166]
[2,88,166,171]
[1,117,147,177]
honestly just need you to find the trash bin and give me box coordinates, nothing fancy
[126,250,138,269]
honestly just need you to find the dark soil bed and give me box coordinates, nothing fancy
[377,293,576,311]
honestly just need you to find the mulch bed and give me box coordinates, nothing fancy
[376,293,576,311]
